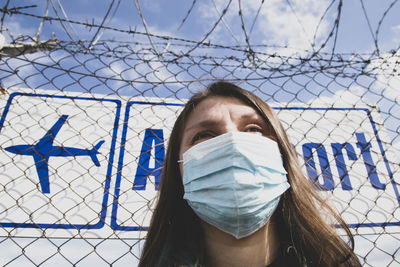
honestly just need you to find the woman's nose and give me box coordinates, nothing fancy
[220,120,240,134]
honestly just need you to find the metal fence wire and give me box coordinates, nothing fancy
[0,1,400,266]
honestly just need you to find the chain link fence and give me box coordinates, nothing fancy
[0,1,400,266]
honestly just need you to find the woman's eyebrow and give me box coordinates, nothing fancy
[239,112,263,121]
[185,112,265,132]
[185,120,221,133]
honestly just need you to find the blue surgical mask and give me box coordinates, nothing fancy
[182,132,290,239]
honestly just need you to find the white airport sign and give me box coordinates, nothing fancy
[0,88,399,238]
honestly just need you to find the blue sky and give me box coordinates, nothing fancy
[2,0,399,145]
[3,0,400,54]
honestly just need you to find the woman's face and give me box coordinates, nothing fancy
[179,96,274,164]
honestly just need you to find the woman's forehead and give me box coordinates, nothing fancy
[186,96,259,122]
[180,96,272,141]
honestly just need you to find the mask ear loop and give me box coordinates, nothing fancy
[177,159,184,163]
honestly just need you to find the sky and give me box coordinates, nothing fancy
[3,0,400,152]
[1,0,400,266]
[3,0,400,53]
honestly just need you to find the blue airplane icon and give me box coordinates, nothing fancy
[4,114,105,194]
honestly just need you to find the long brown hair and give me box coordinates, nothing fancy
[139,81,361,266]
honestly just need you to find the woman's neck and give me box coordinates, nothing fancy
[202,219,279,267]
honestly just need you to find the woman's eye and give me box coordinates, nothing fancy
[245,125,263,134]
[192,132,214,144]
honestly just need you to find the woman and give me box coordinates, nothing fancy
[139,81,361,266]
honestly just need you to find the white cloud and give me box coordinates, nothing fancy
[251,0,330,46]
[348,85,366,97]
[368,50,400,103]
[3,18,37,43]
[307,88,366,107]
[196,0,333,56]
[392,24,400,34]
[366,51,400,144]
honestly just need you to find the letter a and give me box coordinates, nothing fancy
[133,129,165,190]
